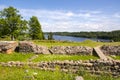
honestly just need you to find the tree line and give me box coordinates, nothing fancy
[52,30,120,42]
[0,6,45,40]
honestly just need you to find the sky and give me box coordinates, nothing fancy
[0,0,120,32]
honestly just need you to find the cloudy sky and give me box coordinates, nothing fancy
[0,0,120,32]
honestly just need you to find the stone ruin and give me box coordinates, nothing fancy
[0,41,93,55]
[49,46,92,55]
[100,45,120,56]
[0,41,18,54]
[18,41,50,54]
[0,41,120,56]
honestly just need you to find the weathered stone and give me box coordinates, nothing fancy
[101,45,120,55]
[0,41,18,54]
[18,41,50,54]
[49,46,93,55]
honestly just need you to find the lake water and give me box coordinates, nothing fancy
[45,35,110,42]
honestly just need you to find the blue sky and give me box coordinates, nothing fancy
[0,0,120,32]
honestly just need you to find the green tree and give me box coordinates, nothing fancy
[0,6,27,40]
[29,16,44,40]
[48,32,54,40]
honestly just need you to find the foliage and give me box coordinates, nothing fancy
[0,6,27,40]
[0,6,45,40]
[29,16,45,40]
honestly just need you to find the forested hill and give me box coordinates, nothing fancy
[47,30,120,42]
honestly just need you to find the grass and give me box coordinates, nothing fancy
[33,40,120,47]
[0,53,34,62]
[111,55,120,60]
[33,54,98,62]
[0,53,98,62]
[0,66,75,80]
[0,66,120,80]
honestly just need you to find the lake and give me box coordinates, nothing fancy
[45,35,110,42]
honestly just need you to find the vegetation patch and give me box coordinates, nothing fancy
[0,53,34,62]
[0,66,75,80]
[111,55,120,60]
[33,40,120,47]
[33,54,98,62]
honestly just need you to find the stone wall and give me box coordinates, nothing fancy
[18,41,50,54]
[0,60,120,76]
[49,46,93,55]
[0,41,91,55]
[100,45,120,55]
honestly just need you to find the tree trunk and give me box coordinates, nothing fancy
[11,35,15,41]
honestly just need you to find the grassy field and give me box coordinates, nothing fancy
[0,66,120,80]
[0,53,98,62]
[33,54,98,62]
[0,66,75,80]
[33,40,120,47]
[0,53,34,62]
[0,40,120,80]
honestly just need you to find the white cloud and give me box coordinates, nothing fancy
[0,5,120,32]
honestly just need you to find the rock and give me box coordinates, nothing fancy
[49,46,93,55]
[75,76,84,80]
[18,41,50,54]
[0,41,18,54]
[101,45,120,55]
[34,46,50,54]
[49,46,66,54]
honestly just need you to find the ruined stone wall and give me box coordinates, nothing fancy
[100,45,120,56]
[0,60,120,76]
[0,41,93,55]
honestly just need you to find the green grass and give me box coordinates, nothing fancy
[0,66,75,80]
[0,66,120,80]
[0,53,34,62]
[111,56,120,60]
[33,54,98,62]
[33,40,120,47]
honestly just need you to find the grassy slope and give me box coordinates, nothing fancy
[0,66,75,80]
[33,40,120,47]
[0,66,120,80]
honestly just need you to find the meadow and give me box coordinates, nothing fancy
[0,40,120,80]
[33,40,120,47]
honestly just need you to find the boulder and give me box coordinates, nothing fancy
[49,46,93,55]
[18,41,50,54]
[0,41,18,54]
